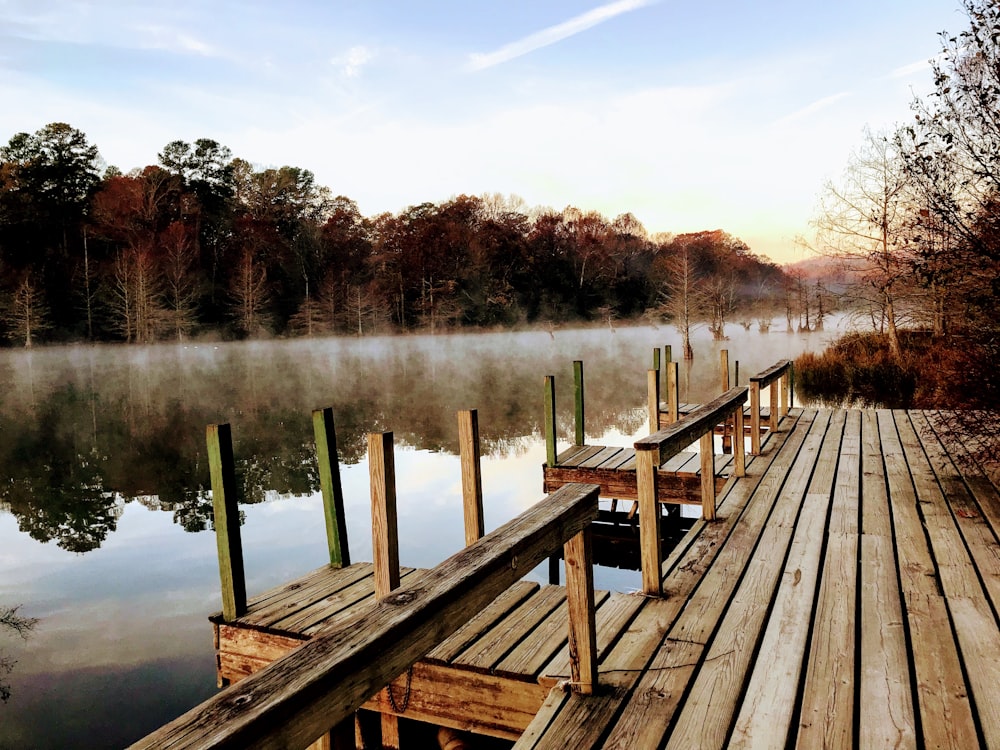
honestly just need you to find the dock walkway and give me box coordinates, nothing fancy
[139,405,1000,748]
[519,407,1000,749]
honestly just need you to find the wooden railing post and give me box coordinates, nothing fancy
[207,423,246,622]
[770,378,780,434]
[733,403,746,478]
[667,361,679,424]
[720,349,731,453]
[636,445,662,597]
[458,410,484,546]
[700,430,717,521]
[564,527,597,694]
[781,367,791,416]
[368,431,401,750]
[647,368,660,433]
[313,407,350,568]
[750,380,762,455]
[652,347,661,375]
[544,375,557,466]
[574,360,585,446]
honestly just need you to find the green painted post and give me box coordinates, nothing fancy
[207,423,247,622]
[544,375,557,467]
[574,360,585,446]
[664,344,672,363]
[313,407,351,568]
[652,347,661,373]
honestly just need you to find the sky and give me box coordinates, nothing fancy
[0,0,969,263]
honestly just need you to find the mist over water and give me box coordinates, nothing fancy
[0,320,845,748]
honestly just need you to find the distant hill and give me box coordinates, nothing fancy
[784,254,865,294]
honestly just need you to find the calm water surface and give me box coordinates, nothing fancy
[0,321,844,748]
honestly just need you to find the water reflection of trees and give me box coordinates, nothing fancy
[0,337,657,551]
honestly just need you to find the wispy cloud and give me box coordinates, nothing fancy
[133,24,223,58]
[332,45,375,78]
[468,0,656,71]
[773,91,851,126]
[890,58,932,78]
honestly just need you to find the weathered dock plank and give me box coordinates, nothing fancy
[877,409,979,750]
[795,409,860,748]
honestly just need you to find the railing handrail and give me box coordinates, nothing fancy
[635,386,748,465]
[749,359,792,388]
[129,482,600,750]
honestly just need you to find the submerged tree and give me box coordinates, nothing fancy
[656,242,704,359]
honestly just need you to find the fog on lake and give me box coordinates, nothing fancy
[0,321,844,748]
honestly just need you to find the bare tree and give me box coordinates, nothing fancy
[656,244,704,359]
[111,244,164,343]
[160,222,199,341]
[814,127,912,359]
[5,273,50,347]
[229,250,270,336]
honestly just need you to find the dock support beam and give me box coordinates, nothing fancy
[635,445,662,597]
[574,360,585,447]
[207,423,246,622]
[564,527,598,694]
[313,407,350,568]
[369,431,402,750]
[647,368,660,434]
[666,361,679,425]
[721,349,732,453]
[544,375,557,465]
[458,410,485,546]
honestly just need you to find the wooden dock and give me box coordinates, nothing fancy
[543,358,790,508]
[521,407,1000,749]
[132,402,1000,749]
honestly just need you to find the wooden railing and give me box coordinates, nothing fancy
[633,386,748,596]
[749,359,792,455]
[129,481,599,750]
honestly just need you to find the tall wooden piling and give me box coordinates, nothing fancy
[647,369,660,433]
[312,407,350,568]
[564,527,598,695]
[458,410,485,546]
[666,361,679,424]
[368,431,402,749]
[574,360,585,446]
[544,376,557,467]
[720,349,732,453]
[207,423,246,622]
[635,445,662,596]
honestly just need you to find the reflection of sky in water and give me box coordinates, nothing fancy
[0,321,846,748]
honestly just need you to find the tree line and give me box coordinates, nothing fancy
[0,126,789,347]
[807,0,1000,410]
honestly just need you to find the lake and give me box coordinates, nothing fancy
[0,320,844,748]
